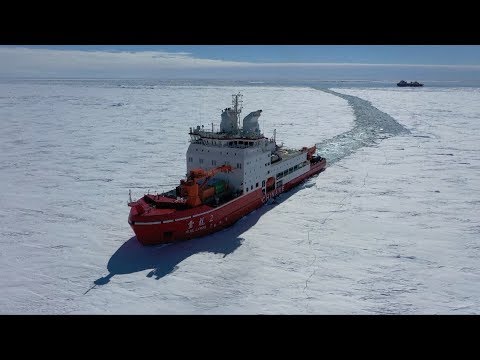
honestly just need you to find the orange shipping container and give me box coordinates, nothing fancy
[200,186,215,201]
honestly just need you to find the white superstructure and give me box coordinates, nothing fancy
[186,93,312,196]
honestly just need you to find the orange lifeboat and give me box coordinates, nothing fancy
[266,177,275,187]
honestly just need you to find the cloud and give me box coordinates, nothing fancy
[1,46,480,79]
[0,46,246,74]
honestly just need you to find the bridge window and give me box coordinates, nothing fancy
[256,182,259,188]
[212,160,217,166]
[199,158,204,164]
[188,157,193,162]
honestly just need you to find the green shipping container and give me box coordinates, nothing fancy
[214,180,226,193]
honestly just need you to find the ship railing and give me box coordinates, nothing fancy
[189,139,265,149]
[190,129,264,140]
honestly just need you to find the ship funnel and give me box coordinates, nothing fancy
[220,108,239,133]
[242,110,262,135]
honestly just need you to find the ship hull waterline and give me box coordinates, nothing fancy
[129,160,326,245]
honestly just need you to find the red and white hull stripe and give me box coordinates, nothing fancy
[129,160,326,245]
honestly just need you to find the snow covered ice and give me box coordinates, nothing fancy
[0,80,479,314]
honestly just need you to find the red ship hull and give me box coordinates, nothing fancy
[128,160,326,245]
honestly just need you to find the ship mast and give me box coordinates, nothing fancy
[232,92,243,130]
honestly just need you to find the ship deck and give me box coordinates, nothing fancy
[275,148,304,161]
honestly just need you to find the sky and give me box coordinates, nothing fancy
[1,45,479,80]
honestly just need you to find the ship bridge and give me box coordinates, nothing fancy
[186,93,277,195]
[189,129,275,149]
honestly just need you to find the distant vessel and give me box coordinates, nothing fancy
[397,80,424,87]
[128,93,327,245]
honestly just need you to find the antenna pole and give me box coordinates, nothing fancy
[232,92,243,130]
